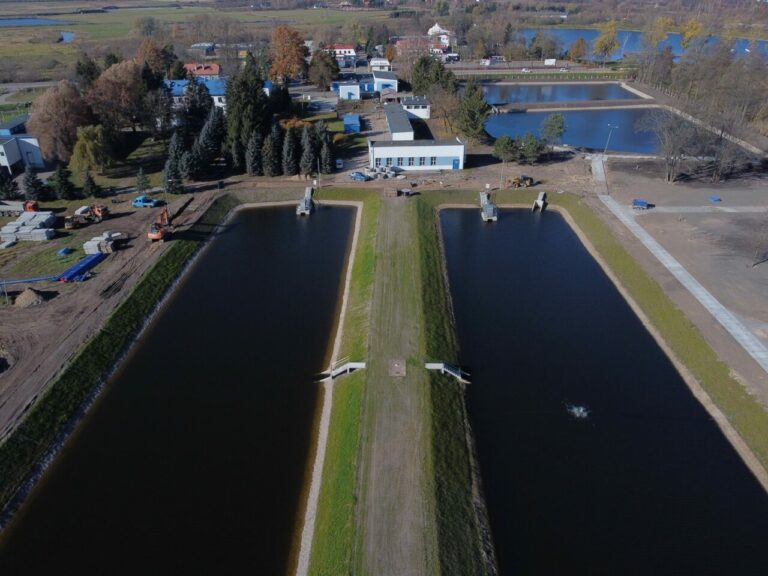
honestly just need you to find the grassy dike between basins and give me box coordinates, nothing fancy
[308,189,379,576]
[417,194,491,576]
[0,193,239,518]
[433,189,768,487]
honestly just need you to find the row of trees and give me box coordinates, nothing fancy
[0,164,101,202]
[634,18,763,182]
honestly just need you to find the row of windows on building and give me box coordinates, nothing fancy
[374,156,438,168]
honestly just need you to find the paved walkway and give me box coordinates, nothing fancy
[600,194,768,375]
[637,206,768,214]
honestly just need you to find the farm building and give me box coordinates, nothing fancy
[343,114,361,134]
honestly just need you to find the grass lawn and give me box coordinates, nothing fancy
[309,188,378,576]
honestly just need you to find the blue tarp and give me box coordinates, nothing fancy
[708,195,722,203]
[57,253,107,283]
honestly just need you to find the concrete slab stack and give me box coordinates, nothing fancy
[0,211,56,242]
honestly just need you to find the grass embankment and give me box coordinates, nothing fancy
[0,193,238,514]
[429,188,768,477]
[308,188,378,576]
[415,196,487,576]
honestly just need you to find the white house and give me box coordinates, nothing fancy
[401,96,431,120]
[323,44,356,58]
[384,104,414,141]
[368,139,465,171]
[369,57,391,72]
[372,70,398,93]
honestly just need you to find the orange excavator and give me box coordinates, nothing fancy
[147,207,172,242]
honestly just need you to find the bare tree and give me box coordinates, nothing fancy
[636,110,697,182]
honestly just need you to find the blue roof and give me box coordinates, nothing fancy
[164,78,227,97]
[343,114,361,124]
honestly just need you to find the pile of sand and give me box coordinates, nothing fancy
[14,287,45,308]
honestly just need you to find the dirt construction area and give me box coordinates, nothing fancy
[0,191,216,443]
[597,158,768,405]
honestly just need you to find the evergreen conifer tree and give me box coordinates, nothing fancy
[82,171,103,198]
[261,133,277,177]
[226,55,269,169]
[299,125,316,176]
[135,167,150,194]
[456,78,491,142]
[0,169,18,200]
[320,140,334,174]
[163,155,183,194]
[47,165,78,200]
[22,164,45,201]
[245,130,263,176]
[168,131,185,166]
[282,128,299,176]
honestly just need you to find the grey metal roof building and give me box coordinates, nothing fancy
[383,104,414,141]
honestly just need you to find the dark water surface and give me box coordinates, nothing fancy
[440,208,768,576]
[0,206,353,575]
[485,108,659,153]
[482,83,639,106]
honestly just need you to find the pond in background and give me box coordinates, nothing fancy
[482,83,640,106]
[519,28,767,59]
[0,206,354,576]
[441,208,768,576]
[485,108,659,153]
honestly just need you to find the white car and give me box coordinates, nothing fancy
[521,68,531,73]
[335,159,344,170]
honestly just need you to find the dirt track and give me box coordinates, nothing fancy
[356,198,437,576]
[0,191,215,443]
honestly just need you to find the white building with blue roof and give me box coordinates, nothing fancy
[164,78,273,112]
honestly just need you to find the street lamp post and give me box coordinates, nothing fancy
[604,123,619,157]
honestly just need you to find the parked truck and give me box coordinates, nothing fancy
[0,200,39,217]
